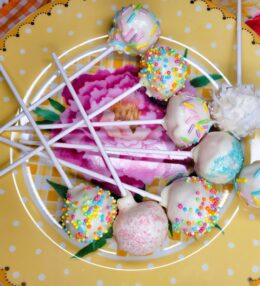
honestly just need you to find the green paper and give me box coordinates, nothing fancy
[183,48,188,58]
[190,74,223,88]
[47,179,68,199]
[34,107,60,122]
[168,220,173,237]
[48,98,66,113]
[36,120,54,125]
[215,223,224,234]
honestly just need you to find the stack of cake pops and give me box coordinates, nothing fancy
[1,2,258,259]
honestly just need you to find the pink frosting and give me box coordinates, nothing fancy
[52,66,191,193]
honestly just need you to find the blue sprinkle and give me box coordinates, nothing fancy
[251,190,260,196]
[254,168,260,178]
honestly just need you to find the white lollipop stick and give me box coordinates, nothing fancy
[52,53,127,197]
[0,46,114,135]
[0,65,73,189]
[7,119,164,132]
[20,139,191,159]
[237,0,242,86]
[0,136,162,202]
[0,81,142,176]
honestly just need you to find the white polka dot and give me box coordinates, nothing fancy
[116,264,122,269]
[3,96,10,102]
[42,47,49,53]
[249,213,256,220]
[203,240,209,246]
[76,12,83,18]
[111,5,117,11]
[0,55,4,61]
[13,170,18,175]
[12,220,20,227]
[226,24,233,30]
[252,239,260,246]
[252,265,259,273]
[92,0,96,2]
[96,20,103,26]
[135,283,141,286]
[38,274,46,281]
[97,280,103,286]
[47,27,53,33]
[256,50,260,55]
[143,4,149,9]
[22,197,28,203]
[227,268,234,276]
[205,23,212,29]
[228,242,235,249]
[85,257,92,262]
[19,49,26,55]
[64,269,70,275]
[25,28,31,34]
[59,242,66,248]
[195,5,202,11]
[68,31,75,37]
[184,27,191,33]
[147,263,154,269]
[201,264,208,271]
[211,42,217,48]
[9,245,16,252]
[56,9,63,14]
[170,277,177,284]
[13,272,20,279]
[19,69,26,75]
[256,71,260,77]
[0,189,5,195]
[35,248,42,255]
[176,10,182,16]
[178,254,185,259]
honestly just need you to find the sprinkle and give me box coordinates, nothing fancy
[197,119,210,125]
[136,42,148,50]
[203,102,209,113]
[150,24,158,37]
[180,136,190,143]
[254,169,260,178]
[236,178,248,183]
[134,3,143,11]
[127,12,136,24]
[253,196,260,207]
[251,190,260,196]
[183,102,194,109]
[196,123,204,134]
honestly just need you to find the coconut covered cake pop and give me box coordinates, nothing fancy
[164,93,212,147]
[60,184,117,244]
[109,4,160,55]
[161,176,221,237]
[113,194,168,256]
[140,46,189,100]
[236,161,260,208]
[192,131,244,184]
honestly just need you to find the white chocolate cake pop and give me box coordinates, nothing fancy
[210,84,260,138]
[192,132,244,184]
[140,46,189,100]
[164,93,211,147]
[161,176,221,237]
[109,4,160,55]
[60,184,117,244]
[113,194,168,256]
[236,161,260,208]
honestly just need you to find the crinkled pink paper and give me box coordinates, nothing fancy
[53,66,191,193]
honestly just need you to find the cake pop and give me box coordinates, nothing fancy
[192,132,244,184]
[60,184,117,244]
[236,161,260,208]
[113,193,168,255]
[140,47,188,100]
[109,4,160,55]
[161,176,221,237]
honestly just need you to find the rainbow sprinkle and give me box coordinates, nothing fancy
[60,186,117,244]
[173,177,221,237]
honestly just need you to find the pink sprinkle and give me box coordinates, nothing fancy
[195,191,200,195]
[178,203,183,209]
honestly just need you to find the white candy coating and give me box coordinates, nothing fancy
[192,132,244,184]
[161,176,221,237]
[237,161,260,208]
[109,4,160,55]
[60,184,117,245]
[164,93,211,147]
[113,194,168,256]
[210,84,260,138]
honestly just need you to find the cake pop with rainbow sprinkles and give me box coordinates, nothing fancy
[161,176,222,237]
[60,184,117,244]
